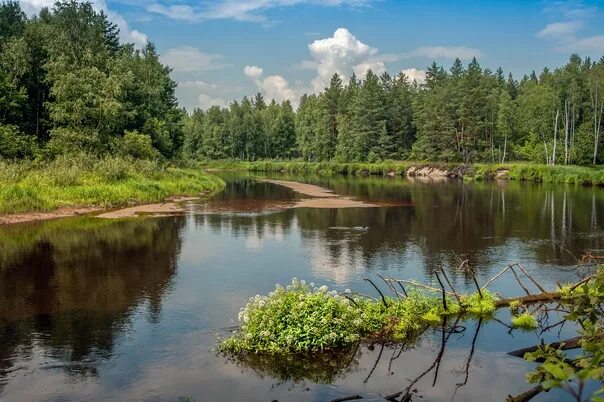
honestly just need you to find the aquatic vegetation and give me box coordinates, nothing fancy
[221,278,497,354]
[510,266,604,402]
[511,313,538,330]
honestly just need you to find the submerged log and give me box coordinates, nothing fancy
[495,291,562,307]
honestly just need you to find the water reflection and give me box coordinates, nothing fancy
[0,175,602,401]
[0,217,184,390]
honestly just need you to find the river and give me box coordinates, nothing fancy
[0,173,602,401]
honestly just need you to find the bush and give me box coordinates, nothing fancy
[46,127,102,156]
[221,279,496,354]
[0,124,37,159]
[119,131,160,160]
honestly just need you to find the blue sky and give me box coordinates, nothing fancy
[18,0,604,110]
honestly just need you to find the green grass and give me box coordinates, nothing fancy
[0,154,225,214]
[221,278,496,355]
[201,160,604,186]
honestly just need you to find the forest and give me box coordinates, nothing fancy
[0,0,182,161]
[1,0,603,167]
[184,58,604,165]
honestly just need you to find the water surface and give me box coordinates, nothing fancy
[0,174,602,401]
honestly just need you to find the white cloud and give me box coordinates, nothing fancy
[570,35,604,52]
[536,21,582,38]
[401,68,426,84]
[198,94,228,109]
[353,61,385,77]
[19,0,147,47]
[244,66,298,105]
[261,75,296,103]
[146,0,373,23]
[244,65,264,80]
[536,3,603,55]
[307,28,395,91]
[161,46,226,72]
[405,46,482,60]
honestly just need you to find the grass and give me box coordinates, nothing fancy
[0,154,225,214]
[220,278,496,355]
[201,160,604,186]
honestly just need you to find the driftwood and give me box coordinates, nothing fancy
[506,385,543,402]
[495,291,562,307]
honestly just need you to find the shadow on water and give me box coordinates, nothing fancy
[0,217,185,390]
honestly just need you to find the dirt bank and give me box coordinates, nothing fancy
[0,207,104,225]
[262,179,376,209]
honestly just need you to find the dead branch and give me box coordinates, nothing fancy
[508,333,604,358]
[495,291,562,307]
[515,264,547,293]
[506,385,543,402]
[481,265,511,290]
[439,268,461,303]
[365,278,388,307]
[509,266,532,295]
[434,272,448,311]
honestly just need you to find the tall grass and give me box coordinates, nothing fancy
[201,160,604,186]
[0,154,225,214]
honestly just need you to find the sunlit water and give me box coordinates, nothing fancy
[0,174,602,401]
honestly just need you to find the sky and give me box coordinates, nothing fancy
[17,0,604,111]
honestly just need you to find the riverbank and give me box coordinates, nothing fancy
[0,155,225,223]
[202,160,604,186]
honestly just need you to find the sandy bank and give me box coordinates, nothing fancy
[262,179,375,209]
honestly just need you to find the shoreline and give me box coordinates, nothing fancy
[202,161,604,186]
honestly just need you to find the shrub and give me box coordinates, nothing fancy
[119,130,160,160]
[0,124,37,159]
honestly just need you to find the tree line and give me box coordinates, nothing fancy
[1,1,603,165]
[0,0,182,160]
[184,57,604,165]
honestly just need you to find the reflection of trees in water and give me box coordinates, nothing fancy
[0,217,185,386]
[221,345,361,384]
[194,208,296,240]
[295,180,603,276]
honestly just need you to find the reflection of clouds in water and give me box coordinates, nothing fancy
[245,222,285,250]
[307,234,365,284]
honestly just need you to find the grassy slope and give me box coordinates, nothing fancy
[201,160,604,186]
[0,155,225,214]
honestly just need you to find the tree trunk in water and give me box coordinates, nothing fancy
[553,109,559,165]
[564,99,569,165]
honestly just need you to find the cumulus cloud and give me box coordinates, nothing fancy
[198,94,228,109]
[243,65,297,105]
[19,0,147,47]
[405,46,482,60]
[161,46,226,72]
[244,65,264,80]
[570,35,604,52]
[260,75,296,103]
[146,0,373,23]
[307,28,396,91]
[401,68,426,84]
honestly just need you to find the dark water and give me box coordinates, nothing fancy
[0,174,602,401]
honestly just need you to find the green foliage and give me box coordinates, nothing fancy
[522,266,604,400]
[221,278,496,355]
[201,160,604,186]
[0,1,182,160]
[0,124,37,159]
[511,312,538,330]
[118,130,159,160]
[0,153,224,214]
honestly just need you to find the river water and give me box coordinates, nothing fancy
[0,174,602,401]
